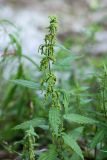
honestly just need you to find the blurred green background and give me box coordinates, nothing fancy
[0,0,107,159]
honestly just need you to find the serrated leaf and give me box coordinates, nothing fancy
[38,144,57,160]
[10,79,40,90]
[49,107,61,136]
[90,130,105,149]
[63,114,98,124]
[62,133,84,160]
[14,118,46,130]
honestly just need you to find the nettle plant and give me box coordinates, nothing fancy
[38,16,98,160]
[12,16,98,160]
[89,65,107,158]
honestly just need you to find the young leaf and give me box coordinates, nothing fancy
[10,79,40,90]
[63,113,98,124]
[49,107,61,136]
[62,133,84,160]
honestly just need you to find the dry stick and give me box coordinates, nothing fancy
[0,151,16,159]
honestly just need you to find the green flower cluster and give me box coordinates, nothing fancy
[39,16,61,109]
[22,126,36,160]
[39,16,57,70]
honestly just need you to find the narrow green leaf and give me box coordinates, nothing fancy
[56,43,72,54]
[62,133,84,160]
[64,114,98,124]
[0,19,18,29]
[3,64,23,107]
[90,130,105,148]
[14,118,46,130]
[54,55,82,67]
[9,33,22,56]
[10,79,40,90]
[22,54,39,69]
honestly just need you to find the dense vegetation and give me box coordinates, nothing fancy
[0,16,107,160]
